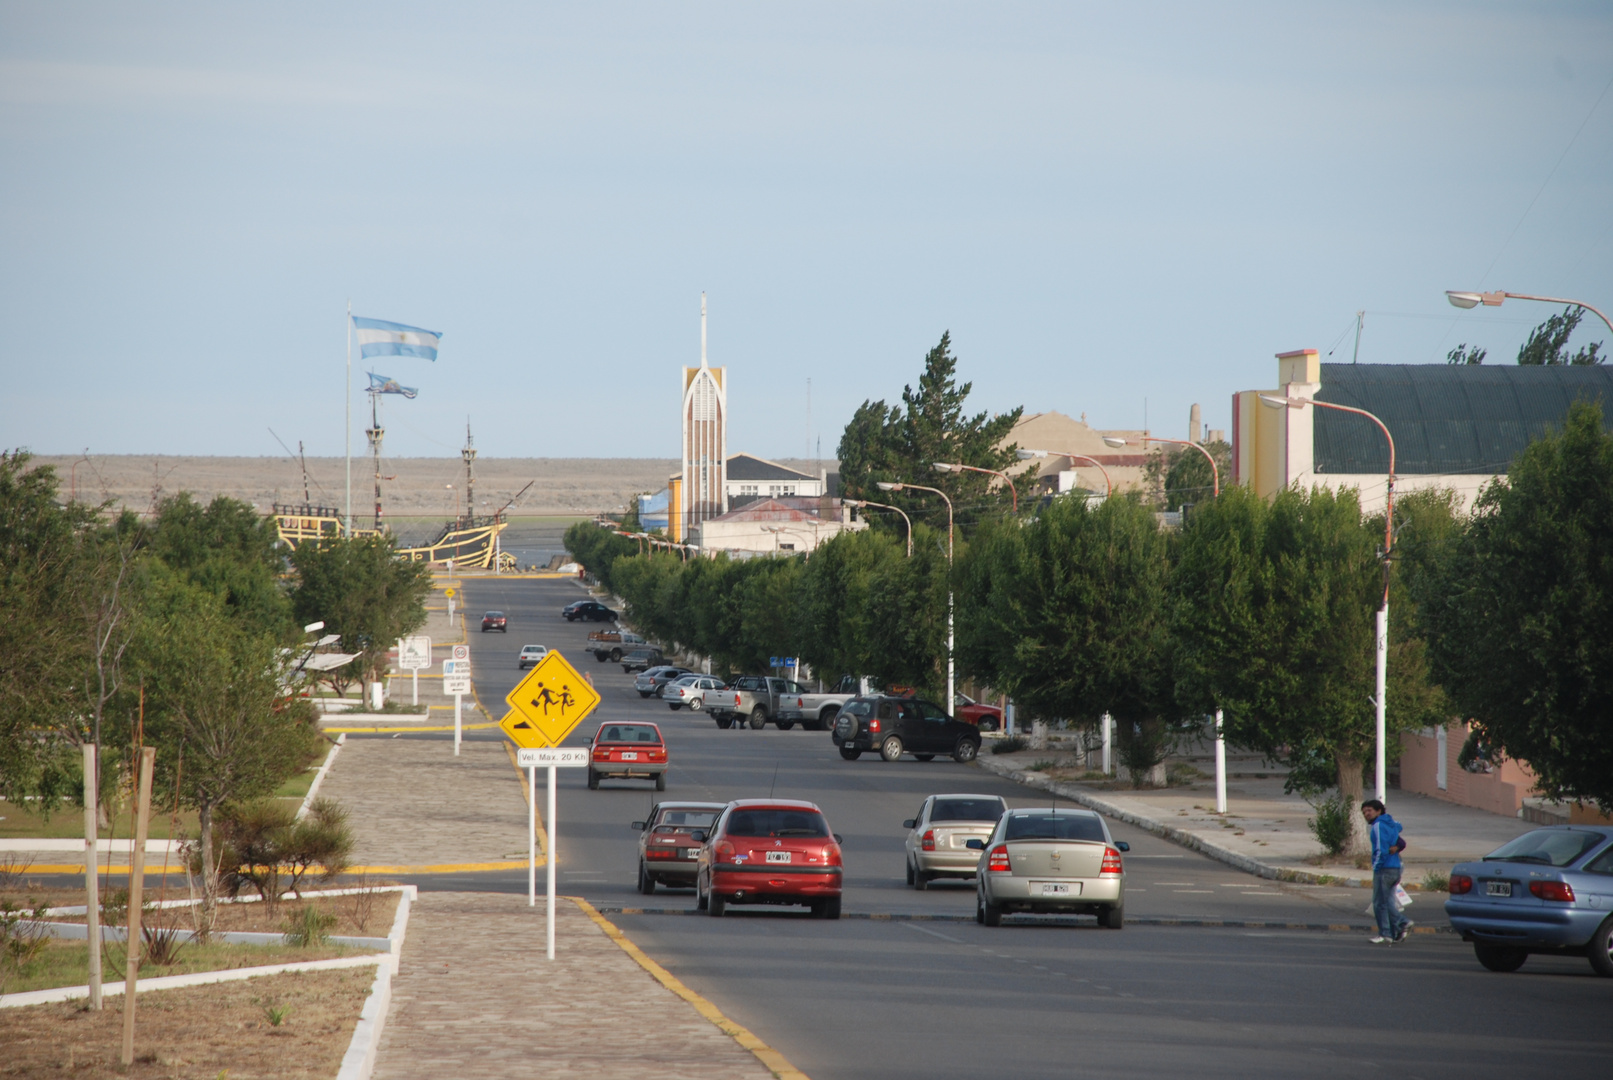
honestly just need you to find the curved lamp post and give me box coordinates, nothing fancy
[843,498,913,556]
[932,462,1018,511]
[1016,449,1113,497]
[878,481,955,711]
[1446,290,1613,337]
[1103,435,1219,497]
[1260,392,1396,801]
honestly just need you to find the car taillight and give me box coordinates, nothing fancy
[1100,847,1123,876]
[649,749,665,761]
[1529,880,1575,902]
[870,718,881,734]
[646,848,676,860]
[921,830,935,851]
[1449,873,1473,895]
[825,844,842,866]
[715,841,734,860]
[592,748,609,760]
[987,844,1011,873]
[797,697,804,707]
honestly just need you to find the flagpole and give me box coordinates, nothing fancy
[345,299,352,535]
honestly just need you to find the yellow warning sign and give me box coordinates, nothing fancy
[499,650,601,748]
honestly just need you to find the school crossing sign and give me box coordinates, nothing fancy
[499,650,600,748]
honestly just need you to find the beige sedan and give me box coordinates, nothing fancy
[902,794,1008,889]
[971,808,1129,927]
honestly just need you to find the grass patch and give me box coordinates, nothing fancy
[1028,759,1058,772]
[990,736,1028,755]
[3,937,360,995]
[0,799,201,843]
[1420,869,1450,893]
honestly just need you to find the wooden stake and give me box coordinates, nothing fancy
[83,743,101,1011]
[121,747,155,1067]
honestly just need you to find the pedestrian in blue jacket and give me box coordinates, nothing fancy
[1361,798,1409,943]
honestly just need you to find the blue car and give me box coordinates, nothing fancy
[1446,825,1613,976]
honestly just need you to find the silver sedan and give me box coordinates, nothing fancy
[902,794,1007,889]
[971,808,1129,928]
[663,674,727,711]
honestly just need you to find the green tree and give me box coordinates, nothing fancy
[1516,306,1604,366]
[1446,343,1487,365]
[289,535,434,684]
[1413,401,1613,811]
[147,494,292,639]
[562,521,638,592]
[1143,440,1232,512]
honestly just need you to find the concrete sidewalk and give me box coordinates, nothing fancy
[976,748,1536,888]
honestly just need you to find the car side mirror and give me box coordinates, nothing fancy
[965,839,985,850]
[833,834,844,845]
[691,830,707,843]
[1116,841,1130,852]
[631,821,645,831]
[902,819,916,830]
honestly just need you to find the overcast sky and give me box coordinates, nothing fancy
[3,2,1611,462]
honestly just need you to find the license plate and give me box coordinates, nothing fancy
[1037,881,1074,896]
[681,849,697,859]
[766,851,792,864]
[620,752,638,760]
[1486,880,1511,897]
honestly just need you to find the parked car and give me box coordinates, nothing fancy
[563,600,617,622]
[621,648,668,675]
[695,799,844,919]
[481,611,508,632]
[587,629,649,662]
[708,675,819,730]
[953,693,1004,731]
[832,695,982,763]
[970,808,1129,927]
[1445,825,1613,976]
[587,721,669,791]
[634,664,690,695]
[663,674,728,711]
[903,794,1009,889]
[631,801,726,894]
[517,644,548,669]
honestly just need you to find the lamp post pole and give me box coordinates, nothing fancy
[1260,393,1396,800]
[1446,290,1613,336]
[878,482,954,710]
[932,462,1018,511]
[1016,450,1113,497]
[1104,435,1219,498]
[843,498,912,556]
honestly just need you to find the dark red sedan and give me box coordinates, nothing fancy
[953,693,1003,731]
[696,799,844,919]
[481,611,507,632]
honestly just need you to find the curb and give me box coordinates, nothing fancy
[0,954,386,1009]
[335,883,415,1080]
[591,906,1449,933]
[299,733,346,819]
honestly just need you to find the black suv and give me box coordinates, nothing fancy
[563,600,617,622]
[832,695,981,764]
[622,648,668,675]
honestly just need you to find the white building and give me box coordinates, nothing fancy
[693,497,863,556]
[725,453,826,509]
[681,294,728,534]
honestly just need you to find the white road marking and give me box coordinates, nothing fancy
[900,922,964,944]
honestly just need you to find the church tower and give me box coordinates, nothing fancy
[680,293,727,539]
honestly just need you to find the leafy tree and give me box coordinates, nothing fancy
[1516,306,1603,366]
[289,535,434,684]
[1413,401,1613,811]
[147,494,292,639]
[562,520,638,592]
[1447,343,1487,365]
[957,494,1181,783]
[1143,440,1232,512]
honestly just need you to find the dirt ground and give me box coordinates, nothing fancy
[0,967,374,1079]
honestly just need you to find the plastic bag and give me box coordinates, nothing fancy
[1393,883,1413,909]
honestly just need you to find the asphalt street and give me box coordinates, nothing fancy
[384,576,1613,1078]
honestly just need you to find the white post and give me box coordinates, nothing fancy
[945,595,955,717]
[345,300,352,535]
[546,764,557,961]
[412,668,418,706]
[1005,700,1014,738]
[1101,713,1112,775]
[1375,605,1388,801]
[528,765,537,906]
[83,743,101,1010]
[454,693,462,756]
[1214,709,1227,815]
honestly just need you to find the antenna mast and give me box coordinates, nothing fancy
[365,383,385,530]
[462,419,477,525]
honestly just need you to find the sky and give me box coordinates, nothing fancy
[3,2,1612,462]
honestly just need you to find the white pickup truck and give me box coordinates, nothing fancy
[706,675,857,731]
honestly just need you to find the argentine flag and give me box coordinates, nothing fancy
[353,316,442,361]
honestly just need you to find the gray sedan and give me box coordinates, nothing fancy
[971,808,1129,927]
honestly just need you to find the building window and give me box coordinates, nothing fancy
[779,543,795,551]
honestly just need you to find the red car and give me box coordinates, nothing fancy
[587,722,669,791]
[696,799,844,919]
[953,693,1003,732]
[481,611,507,632]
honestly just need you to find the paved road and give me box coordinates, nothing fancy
[384,576,1613,1079]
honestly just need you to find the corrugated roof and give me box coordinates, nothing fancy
[726,453,816,482]
[1315,363,1613,475]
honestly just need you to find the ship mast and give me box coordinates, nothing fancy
[461,419,476,526]
[366,384,384,530]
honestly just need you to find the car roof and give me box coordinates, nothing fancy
[485,610,504,615]
[725,798,823,811]
[520,644,545,651]
[930,793,1008,803]
[653,801,728,811]
[1006,807,1099,817]
[595,721,663,738]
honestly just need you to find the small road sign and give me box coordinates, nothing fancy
[499,650,600,748]
[398,636,431,671]
[444,587,456,598]
[516,747,589,767]
[452,644,469,663]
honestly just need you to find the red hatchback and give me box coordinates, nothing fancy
[696,799,844,919]
[587,722,669,791]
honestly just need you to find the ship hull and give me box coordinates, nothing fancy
[272,504,509,569]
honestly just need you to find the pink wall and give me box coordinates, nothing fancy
[1399,721,1539,818]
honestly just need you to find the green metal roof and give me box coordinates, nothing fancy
[1315,363,1613,475]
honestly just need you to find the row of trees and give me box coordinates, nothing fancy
[0,452,432,918]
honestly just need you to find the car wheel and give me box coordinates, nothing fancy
[819,706,840,732]
[777,720,795,731]
[980,717,999,733]
[914,754,935,762]
[638,862,655,895]
[638,691,652,698]
[669,703,682,710]
[708,890,727,917]
[980,893,1003,927]
[879,735,904,762]
[610,649,623,662]
[914,867,930,891]
[953,738,979,764]
[587,769,600,790]
[715,714,733,729]
[906,859,915,886]
[1100,902,1125,929]
[817,897,842,920]
[1587,917,1613,978]
[838,746,863,760]
[696,878,709,910]
[1474,945,1527,972]
[655,772,666,792]
[749,706,768,730]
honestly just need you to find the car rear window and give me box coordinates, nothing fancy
[656,811,718,830]
[598,724,661,744]
[725,809,830,838]
[1004,813,1106,842]
[841,700,873,718]
[931,798,1006,823]
[1484,829,1608,868]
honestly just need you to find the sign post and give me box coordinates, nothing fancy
[398,635,431,705]
[501,652,601,960]
[444,585,456,628]
[443,644,471,755]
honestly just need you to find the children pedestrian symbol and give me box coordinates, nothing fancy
[531,683,558,715]
[558,685,575,711]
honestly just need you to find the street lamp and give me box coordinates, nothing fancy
[1016,449,1113,497]
[1260,392,1396,801]
[932,462,1018,511]
[1103,435,1219,497]
[1446,290,1613,336]
[876,481,955,710]
[843,498,912,556]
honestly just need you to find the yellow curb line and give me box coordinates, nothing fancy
[15,860,532,875]
[504,742,551,863]
[320,722,500,733]
[571,897,811,1080]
